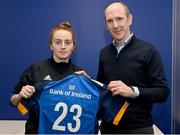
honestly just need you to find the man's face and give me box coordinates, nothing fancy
[105,3,132,44]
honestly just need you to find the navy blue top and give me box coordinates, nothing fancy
[97,35,169,131]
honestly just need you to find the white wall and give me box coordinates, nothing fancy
[0,120,163,134]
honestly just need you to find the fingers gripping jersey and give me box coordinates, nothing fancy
[19,75,129,134]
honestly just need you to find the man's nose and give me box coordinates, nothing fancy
[112,20,119,28]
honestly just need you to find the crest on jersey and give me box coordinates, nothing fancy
[68,84,76,91]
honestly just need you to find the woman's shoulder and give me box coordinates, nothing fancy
[71,62,82,71]
[31,58,51,68]
[21,58,51,75]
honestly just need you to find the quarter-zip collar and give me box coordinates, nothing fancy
[112,33,134,54]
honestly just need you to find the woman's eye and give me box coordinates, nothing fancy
[65,41,71,45]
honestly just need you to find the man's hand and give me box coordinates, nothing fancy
[108,80,134,97]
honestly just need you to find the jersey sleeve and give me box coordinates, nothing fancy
[16,81,48,115]
[93,80,130,126]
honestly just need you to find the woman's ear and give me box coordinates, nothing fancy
[72,47,75,53]
[49,44,53,50]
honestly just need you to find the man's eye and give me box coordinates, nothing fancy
[107,19,113,23]
[116,17,123,21]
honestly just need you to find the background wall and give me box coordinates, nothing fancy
[0,0,172,133]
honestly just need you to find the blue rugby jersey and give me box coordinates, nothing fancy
[19,74,129,134]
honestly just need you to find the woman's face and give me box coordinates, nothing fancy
[50,29,75,63]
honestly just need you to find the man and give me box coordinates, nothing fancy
[97,2,169,134]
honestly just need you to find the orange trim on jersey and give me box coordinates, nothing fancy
[17,102,28,115]
[113,101,129,125]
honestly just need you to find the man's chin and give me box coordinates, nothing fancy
[113,34,123,40]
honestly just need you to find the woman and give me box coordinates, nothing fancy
[10,21,88,134]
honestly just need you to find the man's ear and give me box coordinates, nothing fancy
[128,14,133,26]
[106,24,109,32]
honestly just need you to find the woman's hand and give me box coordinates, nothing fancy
[19,85,35,99]
[75,70,91,79]
[11,85,35,106]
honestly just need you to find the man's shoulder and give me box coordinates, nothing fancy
[132,36,155,50]
[100,44,114,53]
[131,37,161,58]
